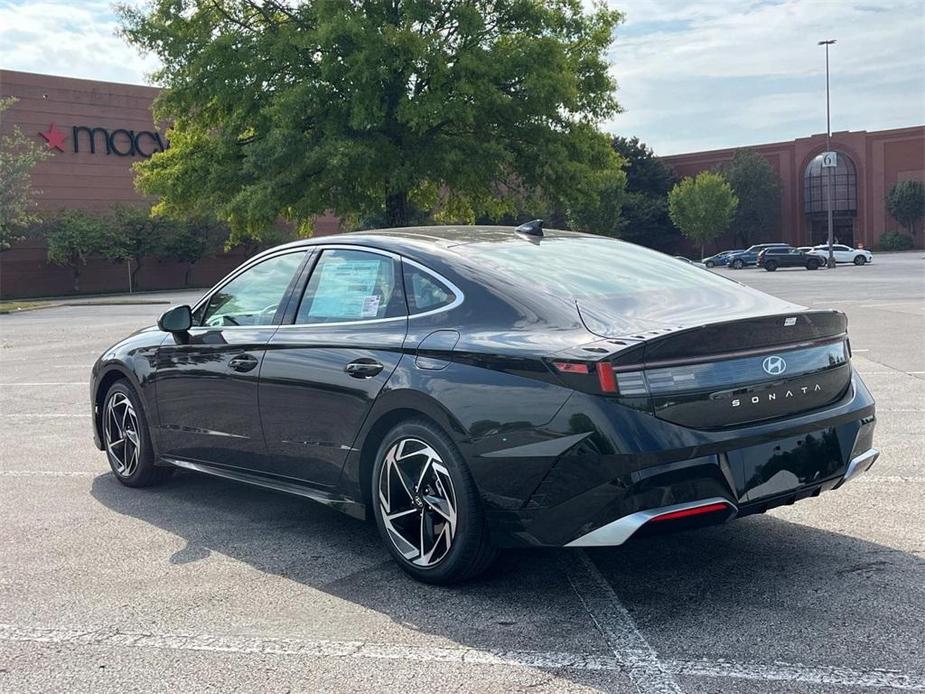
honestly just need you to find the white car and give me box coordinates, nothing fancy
[807,244,873,265]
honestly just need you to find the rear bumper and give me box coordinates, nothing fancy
[476,373,877,548]
[563,445,879,547]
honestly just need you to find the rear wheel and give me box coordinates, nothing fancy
[102,381,172,487]
[854,255,866,265]
[764,261,777,272]
[731,258,744,269]
[372,419,497,584]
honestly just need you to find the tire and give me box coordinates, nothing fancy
[854,255,866,265]
[731,259,744,269]
[101,380,172,487]
[764,261,777,272]
[705,260,715,268]
[372,419,497,584]
[807,260,821,270]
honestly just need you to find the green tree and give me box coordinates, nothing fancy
[104,204,170,292]
[0,97,53,250]
[612,136,678,250]
[44,210,108,292]
[717,149,781,247]
[566,167,627,237]
[118,0,624,242]
[887,179,925,237]
[668,171,738,258]
[157,217,229,286]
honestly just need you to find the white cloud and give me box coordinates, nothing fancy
[0,0,157,85]
[605,0,925,153]
[2,0,923,154]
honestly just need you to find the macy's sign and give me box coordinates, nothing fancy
[39,123,168,158]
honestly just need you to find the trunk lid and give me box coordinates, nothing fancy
[577,303,852,430]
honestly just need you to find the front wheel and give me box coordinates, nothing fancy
[854,255,867,265]
[102,381,172,487]
[705,260,715,268]
[764,261,777,272]
[807,260,821,270]
[731,259,745,269]
[372,420,497,584]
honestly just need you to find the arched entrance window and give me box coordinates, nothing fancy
[803,151,858,246]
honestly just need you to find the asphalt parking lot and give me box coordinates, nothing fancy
[1,252,923,693]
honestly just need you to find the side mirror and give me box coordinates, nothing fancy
[157,305,193,333]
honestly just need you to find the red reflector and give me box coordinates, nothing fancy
[596,362,618,393]
[552,361,590,374]
[649,502,730,523]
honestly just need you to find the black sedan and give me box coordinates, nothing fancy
[758,246,824,271]
[91,224,878,584]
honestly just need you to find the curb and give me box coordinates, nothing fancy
[0,299,171,315]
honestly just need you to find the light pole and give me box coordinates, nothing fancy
[819,39,836,269]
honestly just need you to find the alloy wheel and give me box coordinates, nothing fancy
[104,392,141,477]
[378,437,458,567]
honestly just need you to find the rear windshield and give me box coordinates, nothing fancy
[459,235,800,336]
[462,236,734,300]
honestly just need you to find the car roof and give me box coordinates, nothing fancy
[252,225,602,264]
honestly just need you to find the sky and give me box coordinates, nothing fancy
[1,0,923,155]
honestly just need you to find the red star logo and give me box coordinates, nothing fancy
[39,123,67,152]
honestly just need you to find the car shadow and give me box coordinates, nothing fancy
[90,470,924,682]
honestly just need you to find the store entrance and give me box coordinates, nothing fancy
[809,217,855,247]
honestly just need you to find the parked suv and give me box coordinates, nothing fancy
[758,246,824,271]
[727,243,790,269]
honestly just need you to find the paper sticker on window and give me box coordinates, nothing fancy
[306,257,385,320]
[361,295,381,318]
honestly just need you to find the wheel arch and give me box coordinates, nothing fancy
[93,364,149,450]
[342,390,470,515]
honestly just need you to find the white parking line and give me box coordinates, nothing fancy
[0,414,88,418]
[0,470,99,477]
[563,551,682,693]
[0,382,88,386]
[669,658,925,690]
[1,624,922,690]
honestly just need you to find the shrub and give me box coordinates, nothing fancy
[878,231,914,251]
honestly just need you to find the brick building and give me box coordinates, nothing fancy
[662,126,925,251]
[0,70,339,298]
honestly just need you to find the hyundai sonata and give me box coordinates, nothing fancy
[91,223,878,583]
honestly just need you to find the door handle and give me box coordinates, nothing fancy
[345,359,384,379]
[228,353,259,373]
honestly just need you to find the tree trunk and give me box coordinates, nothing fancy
[131,259,142,292]
[184,261,194,287]
[72,266,80,293]
[700,242,705,259]
[385,190,409,227]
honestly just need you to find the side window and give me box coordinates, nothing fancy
[403,264,456,314]
[296,249,405,324]
[200,251,306,327]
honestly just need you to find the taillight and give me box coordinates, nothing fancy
[550,360,640,396]
[595,362,618,393]
[551,361,590,374]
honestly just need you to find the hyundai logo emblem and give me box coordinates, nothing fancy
[762,355,787,376]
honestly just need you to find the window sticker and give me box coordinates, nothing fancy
[361,295,381,318]
[307,258,385,320]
